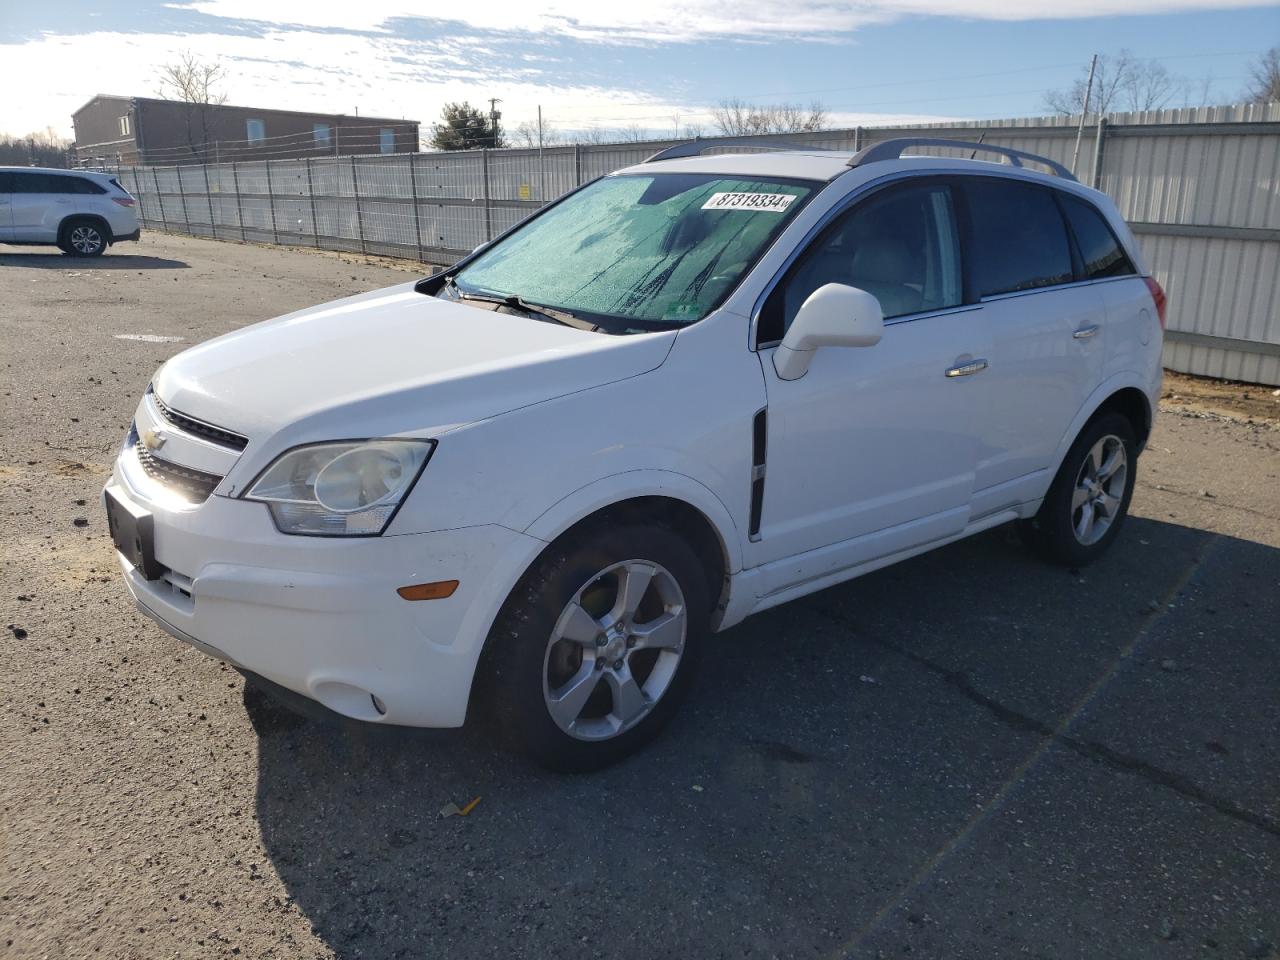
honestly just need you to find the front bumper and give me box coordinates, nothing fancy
[105,463,546,728]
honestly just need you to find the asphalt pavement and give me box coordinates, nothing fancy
[2,234,1278,959]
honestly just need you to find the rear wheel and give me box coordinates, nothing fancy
[1019,412,1137,566]
[60,219,108,257]
[480,521,709,772]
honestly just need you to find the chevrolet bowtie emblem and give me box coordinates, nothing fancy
[142,428,167,451]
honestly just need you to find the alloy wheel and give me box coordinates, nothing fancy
[69,225,103,254]
[1071,434,1127,545]
[542,559,687,741]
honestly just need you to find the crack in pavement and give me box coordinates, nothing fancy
[803,585,1280,841]
[1138,480,1280,523]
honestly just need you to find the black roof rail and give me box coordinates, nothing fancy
[644,136,833,164]
[847,137,1077,182]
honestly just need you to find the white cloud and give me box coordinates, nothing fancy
[179,0,1278,41]
[0,24,949,140]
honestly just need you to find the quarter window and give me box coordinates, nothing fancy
[1061,196,1135,280]
[964,179,1073,297]
[759,181,962,343]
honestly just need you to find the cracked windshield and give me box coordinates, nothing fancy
[451,173,816,331]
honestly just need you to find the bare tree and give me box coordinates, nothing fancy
[511,119,561,148]
[711,98,827,136]
[573,127,610,145]
[682,121,705,139]
[1119,58,1181,112]
[611,123,652,142]
[1245,46,1280,103]
[156,50,229,162]
[1045,51,1186,117]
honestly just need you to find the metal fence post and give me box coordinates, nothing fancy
[202,161,217,240]
[230,161,245,242]
[407,153,424,261]
[266,161,279,244]
[1090,116,1108,189]
[305,157,320,249]
[351,155,366,254]
[481,148,492,242]
[152,167,168,233]
[574,143,582,186]
[854,126,863,151]
[175,165,190,233]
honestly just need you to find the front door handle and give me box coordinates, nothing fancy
[945,358,989,378]
[1073,324,1100,339]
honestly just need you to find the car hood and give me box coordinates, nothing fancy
[154,282,674,449]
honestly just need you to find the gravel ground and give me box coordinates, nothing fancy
[3,234,1279,960]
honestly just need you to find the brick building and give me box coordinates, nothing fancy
[72,95,420,166]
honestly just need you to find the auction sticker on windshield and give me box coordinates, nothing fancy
[701,192,796,213]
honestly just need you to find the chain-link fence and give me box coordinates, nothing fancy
[110,103,1280,384]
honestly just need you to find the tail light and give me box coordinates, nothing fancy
[1144,276,1167,330]
[112,197,136,207]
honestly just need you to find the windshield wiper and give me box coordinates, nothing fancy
[443,276,599,332]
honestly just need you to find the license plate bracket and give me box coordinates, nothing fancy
[105,486,164,580]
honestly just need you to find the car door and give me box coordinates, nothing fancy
[959,177,1108,519]
[748,179,990,596]
[8,172,61,242]
[0,173,13,240]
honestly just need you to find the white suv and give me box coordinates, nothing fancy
[105,138,1165,770]
[0,167,140,256]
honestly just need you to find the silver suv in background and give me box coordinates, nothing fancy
[0,167,141,256]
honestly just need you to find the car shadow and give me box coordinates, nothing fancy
[248,516,1280,958]
[0,251,189,269]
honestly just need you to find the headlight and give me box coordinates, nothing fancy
[245,440,435,536]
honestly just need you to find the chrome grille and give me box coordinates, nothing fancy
[134,438,223,503]
[151,390,248,451]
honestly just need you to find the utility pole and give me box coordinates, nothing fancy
[1071,53,1098,177]
[488,98,503,149]
[537,104,545,203]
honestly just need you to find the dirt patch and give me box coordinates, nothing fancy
[1161,369,1280,424]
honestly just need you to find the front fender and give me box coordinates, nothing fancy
[523,468,745,576]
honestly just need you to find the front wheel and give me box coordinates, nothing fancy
[480,521,710,772]
[1019,412,1137,566]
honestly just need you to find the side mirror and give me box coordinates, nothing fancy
[772,283,884,381]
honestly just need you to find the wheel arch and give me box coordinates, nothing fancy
[58,213,114,246]
[1090,386,1153,451]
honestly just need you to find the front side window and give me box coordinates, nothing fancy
[1061,196,1135,280]
[379,128,395,154]
[313,123,332,147]
[964,179,1072,297]
[245,119,266,144]
[759,181,962,343]
[451,173,816,334]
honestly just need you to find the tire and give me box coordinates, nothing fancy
[59,218,109,257]
[1019,412,1138,567]
[479,520,710,772]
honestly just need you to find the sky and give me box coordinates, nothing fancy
[0,0,1277,142]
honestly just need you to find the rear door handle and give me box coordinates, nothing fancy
[945,358,988,378]
[1073,324,1100,339]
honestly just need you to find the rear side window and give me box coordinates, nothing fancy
[1061,196,1134,279]
[964,179,1073,297]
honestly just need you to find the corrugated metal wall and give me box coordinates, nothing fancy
[113,102,1280,385]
